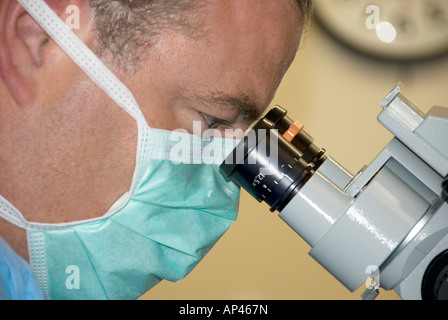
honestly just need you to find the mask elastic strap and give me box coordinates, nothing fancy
[0,0,152,227]
[16,0,154,198]
[0,196,28,229]
[16,0,148,125]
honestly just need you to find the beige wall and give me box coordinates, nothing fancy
[142,18,448,300]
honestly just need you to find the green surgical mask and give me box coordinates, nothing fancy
[24,128,240,300]
[0,0,241,300]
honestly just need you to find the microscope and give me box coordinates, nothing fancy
[220,85,448,300]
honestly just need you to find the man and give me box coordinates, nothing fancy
[0,0,312,299]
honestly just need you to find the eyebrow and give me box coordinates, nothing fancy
[203,92,264,125]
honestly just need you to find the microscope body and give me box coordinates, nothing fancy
[221,86,448,299]
[280,86,448,299]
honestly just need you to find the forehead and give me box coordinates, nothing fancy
[134,0,303,127]
[199,0,302,58]
[202,0,301,28]
[193,0,303,104]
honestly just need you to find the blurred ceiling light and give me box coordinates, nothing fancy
[376,21,397,43]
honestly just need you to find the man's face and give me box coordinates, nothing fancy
[121,0,303,135]
[0,0,304,259]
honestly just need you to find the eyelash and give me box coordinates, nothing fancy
[202,113,233,130]
[203,114,219,129]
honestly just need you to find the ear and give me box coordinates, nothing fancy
[0,0,90,107]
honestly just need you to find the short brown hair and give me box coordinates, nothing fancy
[297,0,313,26]
[88,0,313,66]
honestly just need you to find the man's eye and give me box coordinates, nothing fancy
[203,114,220,129]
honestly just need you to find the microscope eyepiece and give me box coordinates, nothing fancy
[220,106,326,212]
[263,106,327,167]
